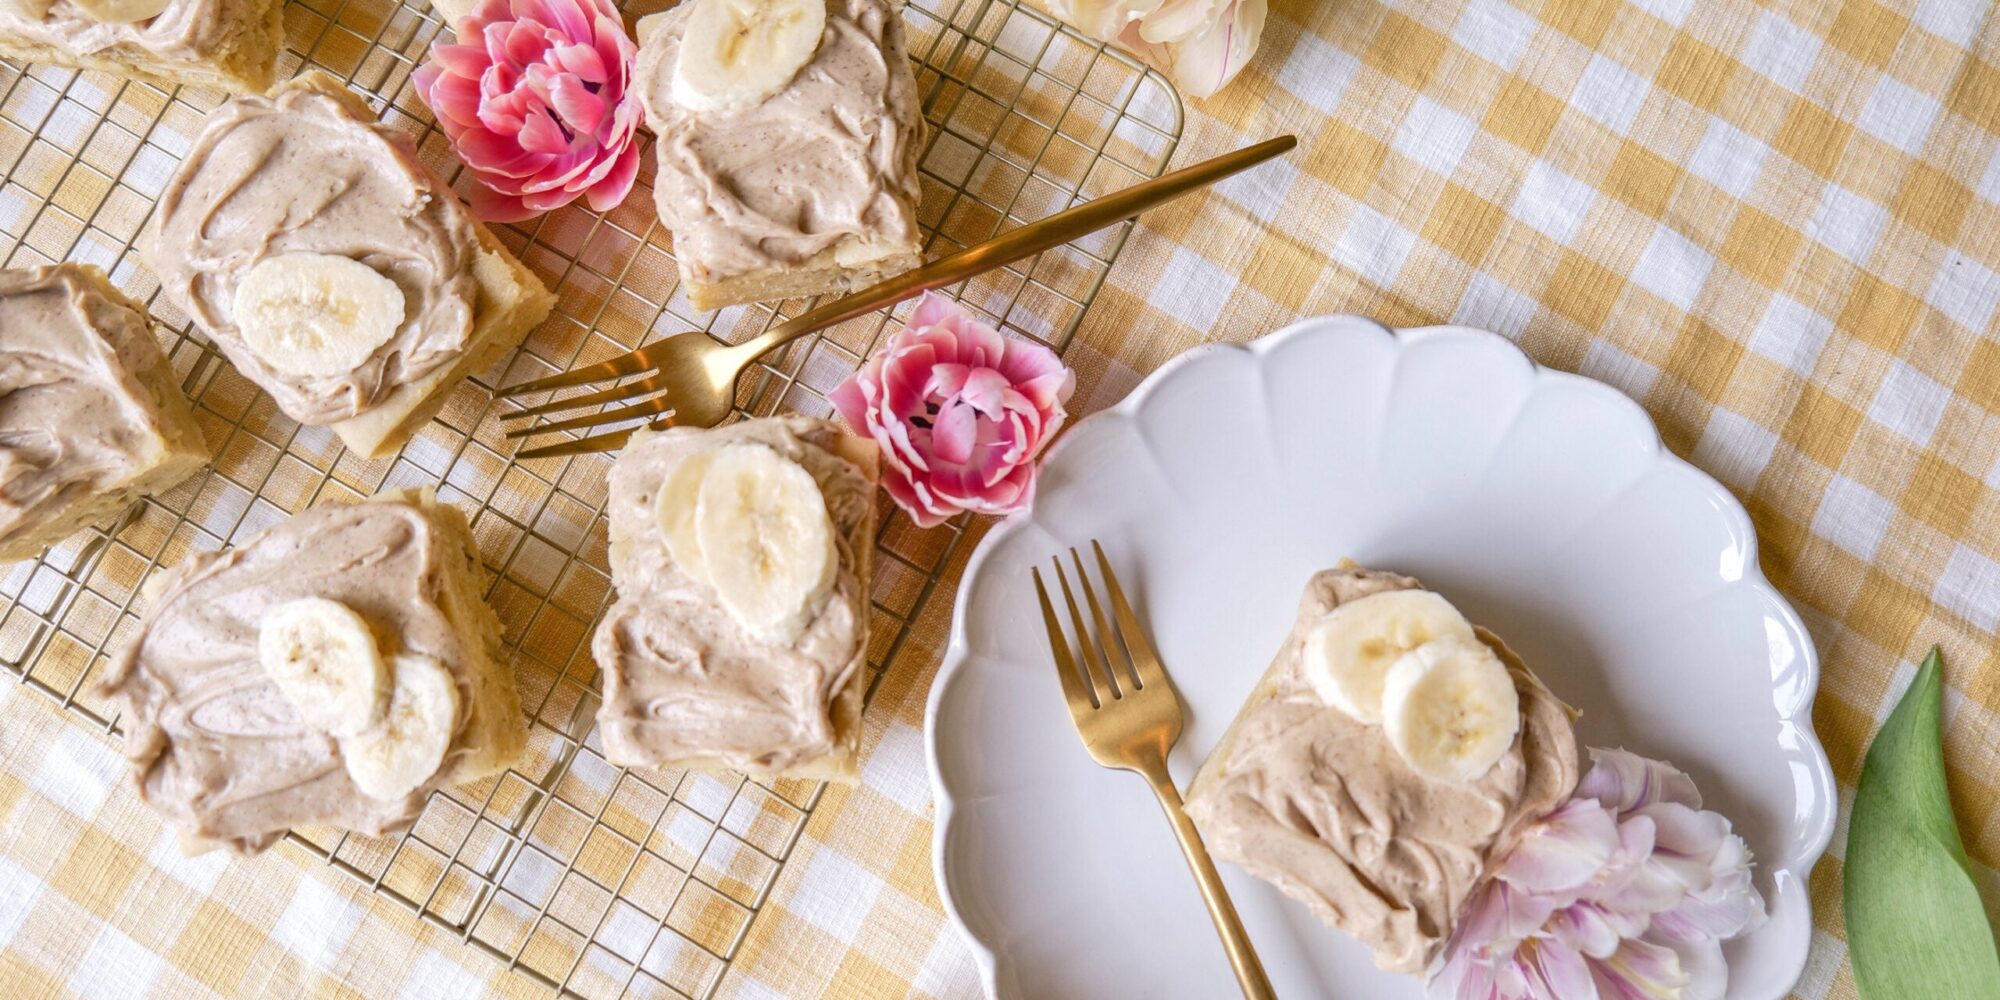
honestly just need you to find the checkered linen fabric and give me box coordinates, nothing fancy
[4,0,1999,998]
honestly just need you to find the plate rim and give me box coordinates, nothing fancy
[924,314,1837,998]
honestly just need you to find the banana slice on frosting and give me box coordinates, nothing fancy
[233,252,406,378]
[1381,635,1521,784]
[258,597,389,739]
[342,653,461,802]
[1302,589,1476,723]
[672,0,828,115]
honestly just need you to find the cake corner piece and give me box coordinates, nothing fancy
[0,261,210,564]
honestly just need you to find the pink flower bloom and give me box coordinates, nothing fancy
[829,293,1074,528]
[414,0,640,223]
[1432,749,1766,1000]
[1049,0,1268,99]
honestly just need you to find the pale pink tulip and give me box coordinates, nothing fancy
[1432,749,1766,1000]
[829,293,1075,527]
[414,0,640,222]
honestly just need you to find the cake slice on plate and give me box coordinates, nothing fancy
[1184,564,1580,974]
[592,416,878,780]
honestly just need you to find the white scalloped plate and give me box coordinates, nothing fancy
[926,316,1835,999]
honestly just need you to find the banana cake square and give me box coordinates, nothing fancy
[145,71,556,459]
[632,0,926,311]
[98,487,527,855]
[0,0,284,93]
[0,262,209,563]
[592,416,878,781]
[1183,565,1579,974]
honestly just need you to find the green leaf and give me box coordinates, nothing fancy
[1846,647,2000,1000]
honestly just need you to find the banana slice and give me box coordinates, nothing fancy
[232,252,406,378]
[258,597,388,739]
[0,0,56,20]
[341,653,460,801]
[672,0,827,115]
[72,0,169,22]
[656,449,719,587]
[1301,589,1475,722]
[694,443,838,645]
[1381,635,1520,783]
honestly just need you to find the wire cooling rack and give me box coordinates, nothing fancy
[0,0,1181,995]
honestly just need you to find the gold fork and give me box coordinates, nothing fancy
[1034,541,1275,999]
[494,135,1298,459]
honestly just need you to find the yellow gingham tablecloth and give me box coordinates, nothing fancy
[5,0,2000,996]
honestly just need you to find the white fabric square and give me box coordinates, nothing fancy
[396,950,487,1000]
[1631,0,1693,25]
[73,927,162,1000]
[1687,119,1771,199]
[1866,358,1950,446]
[913,926,982,998]
[0,858,38,949]
[1794,931,1848,1000]
[148,830,227,893]
[1811,474,1895,562]
[1510,161,1594,243]
[1215,157,1298,224]
[31,727,119,819]
[1453,0,1537,71]
[1580,339,1660,399]
[861,722,933,813]
[1394,96,1479,174]
[1451,273,1540,340]
[1925,251,2000,332]
[1692,408,1780,493]
[1275,33,1359,115]
[1857,76,1942,154]
[1632,228,1715,311]
[1572,55,1648,134]
[274,876,363,971]
[1913,0,1983,46]
[1979,145,2000,204]
[1935,544,2000,632]
[1741,11,1819,91]
[788,848,882,944]
[1332,206,1417,289]
[1151,247,1234,331]
[1806,184,1888,264]
[1748,295,1833,375]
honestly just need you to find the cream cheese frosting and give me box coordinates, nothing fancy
[633,0,925,284]
[99,496,506,854]
[0,263,185,547]
[148,84,482,426]
[0,0,239,63]
[592,418,872,773]
[1185,568,1580,974]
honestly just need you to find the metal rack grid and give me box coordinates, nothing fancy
[0,0,1181,994]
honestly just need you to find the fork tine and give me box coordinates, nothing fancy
[504,393,676,439]
[1091,540,1162,690]
[1069,547,1139,694]
[1033,567,1098,714]
[494,350,656,398]
[499,373,669,421]
[512,424,652,460]
[1053,557,1121,701]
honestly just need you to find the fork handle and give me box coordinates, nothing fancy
[1141,761,1277,1000]
[727,135,1298,364]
